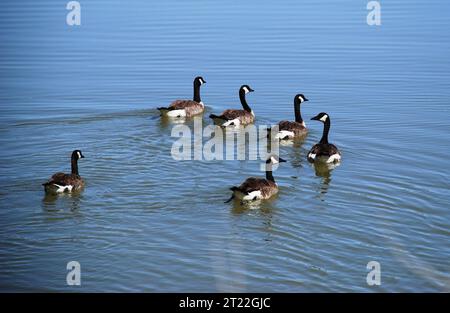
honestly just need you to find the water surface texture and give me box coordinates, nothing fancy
[0,0,449,292]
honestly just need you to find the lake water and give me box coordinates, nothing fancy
[0,0,449,292]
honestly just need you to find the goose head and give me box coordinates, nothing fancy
[71,150,85,160]
[311,112,329,123]
[194,76,206,86]
[240,85,254,94]
[295,94,309,104]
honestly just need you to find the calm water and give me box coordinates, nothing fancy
[0,0,449,292]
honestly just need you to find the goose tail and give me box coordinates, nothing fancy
[224,194,235,203]
[157,107,170,115]
[209,114,226,122]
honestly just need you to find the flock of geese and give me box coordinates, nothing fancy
[43,76,341,203]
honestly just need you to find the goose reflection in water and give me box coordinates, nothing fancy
[230,193,279,213]
[312,162,340,198]
[42,191,83,213]
[230,197,276,243]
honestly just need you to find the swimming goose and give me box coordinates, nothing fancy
[269,94,309,140]
[225,155,286,203]
[307,112,341,163]
[42,150,85,193]
[209,85,255,126]
[158,76,206,118]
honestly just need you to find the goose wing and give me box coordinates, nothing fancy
[278,120,305,131]
[232,177,270,194]
[218,109,246,120]
[169,100,200,109]
[43,173,80,187]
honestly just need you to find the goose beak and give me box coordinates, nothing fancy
[81,155,85,158]
[249,88,254,92]
[279,157,287,163]
[304,98,309,101]
[311,116,319,121]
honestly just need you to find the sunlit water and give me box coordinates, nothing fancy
[0,0,449,292]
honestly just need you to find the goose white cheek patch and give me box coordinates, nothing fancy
[320,115,328,122]
[77,152,82,159]
[243,87,249,93]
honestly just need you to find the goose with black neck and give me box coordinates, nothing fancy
[307,112,341,163]
[158,76,206,118]
[209,85,255,127]
[42,150,85,194]
[225,155,286,203]
[269,93,309,140]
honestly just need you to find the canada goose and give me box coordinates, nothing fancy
[269,94,309,140]
[209,85,255,126]
[225,155,286,203]
[158,76,206,118]
[42,150,85,193]
[307,112,341,163]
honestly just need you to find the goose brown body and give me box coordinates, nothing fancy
[214,109,255,125]
[278,120,307,135]
[307,143,340,163]
[167,99,204,117]
[43,173,85,193]
[231,177,278,200]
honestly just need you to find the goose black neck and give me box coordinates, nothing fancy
[294,99,303,123]
[239,90,252,112]
[71,157,79,176]
[193,82,202,103]
[266,170,275,183]
[320,118,331,144]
